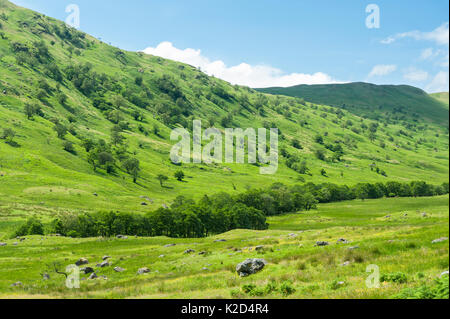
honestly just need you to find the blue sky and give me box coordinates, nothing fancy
[10,0,449,92]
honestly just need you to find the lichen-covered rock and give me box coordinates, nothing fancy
[236,258,267,277]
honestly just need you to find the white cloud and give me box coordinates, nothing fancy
[420,48,435,60]
[141,42,340,88]
[368,64,397,77]
[381,22,449,46]
[425,71,449,93]
[403,67,429,82]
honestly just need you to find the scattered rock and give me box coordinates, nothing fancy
[93,193,98,197]
[255,245,264,251]
[340,261,351,267]
[214,239,227,242]
[75,258,89,266]
[164,244,176,247]
[432,237,448,244]
[348,246,359,250]
[141,202,148,206]
[0,243,6,247]
[198,251,206,255]
[88,273,98,280]
[385,215,391,219]
[116,235,128,239]
[315,241,329,247]
[202,267,209,271]
[100,275,108,280]
[114,267,125,272]
[80,267,95,274]
[440,271,449,278]
[42,273,50,280]
[13,242,18,246]
[137,267,150,275]
[158,255,165,258]
[102,256,111,260]
[11,282,22,287]
[236,258,267,277]
[336,238,349,244]
[184,249,195,254]
[421,212,428,217]
[288,233,298,238]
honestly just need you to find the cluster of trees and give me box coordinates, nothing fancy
[48,194,268,238]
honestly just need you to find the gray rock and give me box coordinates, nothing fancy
[137,267,150,275]
[102,256,111,260]
[288,233,298,238]
[336,238,349,244]
[11,281,22,287]
[214,239,227,242]
[340,261,351,267]
[158,255,165,258]
[97,261,110,268]
[164,244,176,247]
[93,193,98,197]
[0,242,6,246]
[236,258,267,277]
[198,251,207,255]
[80,267,95,274]
[88,273,98,280]
[422,212,428,217]
[114,267,125,272]
[315,241,329,246]
[432,237,448,244]
[440,271,449,278]
[348,246,360,250]
[255,245,264,251]
[184,249,195,254]
[141,202,148,206]
[75,258,89,266]
[42,273,50,280]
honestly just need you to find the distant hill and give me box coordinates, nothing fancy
[257,82,449,126]
[430,92,449,109]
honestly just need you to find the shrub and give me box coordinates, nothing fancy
[14,218,44,237]
[279,281,296,296]
[381,272,408,284]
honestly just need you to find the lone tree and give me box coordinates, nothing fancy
[54,123,68,139]
[157,174,168,187]
[174,170,185,182]
[123,158,140,183]
[1,128,16,144]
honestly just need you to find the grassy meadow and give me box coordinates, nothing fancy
[0,196,448,299]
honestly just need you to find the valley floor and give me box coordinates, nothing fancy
[0,196,448,299]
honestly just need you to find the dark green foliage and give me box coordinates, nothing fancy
[14,217,44,237]
[392,275,449,299]
[174,170,185,181]
[381,272,408,284]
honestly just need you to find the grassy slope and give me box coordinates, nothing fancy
[0,196,448,299]
[257,82,450,126]
[0,0,447,213]
[430,92,449,109]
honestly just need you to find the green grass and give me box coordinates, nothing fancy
[0,196,447,299]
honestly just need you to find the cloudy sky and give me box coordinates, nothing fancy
[11,0,449,92]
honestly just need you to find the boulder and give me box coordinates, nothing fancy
[198,251,206,255]
[88,273,98,280]
[80,267,95,274]
[432,237,448,244]
[137,267,150,275]
[348,246,360,250]
[214,239,227,242]
[236,259,267,277]
[336,238,349,244]
[0,243,6,247]
[102,256,111,260]
[315,241,329,247]
[164,244,176,247]
[42,273,50,280]
[75,258,89,266]
[255,245,264,251]
[97,261,110,268]
[11,282,22,287]
[184,249,195,254]
[114,267,125,272]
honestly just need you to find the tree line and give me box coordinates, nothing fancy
[14,180,448,239]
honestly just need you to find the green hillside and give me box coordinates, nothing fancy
[430,92,449,108]
[257,82,449,126]
[0,0,448,216]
